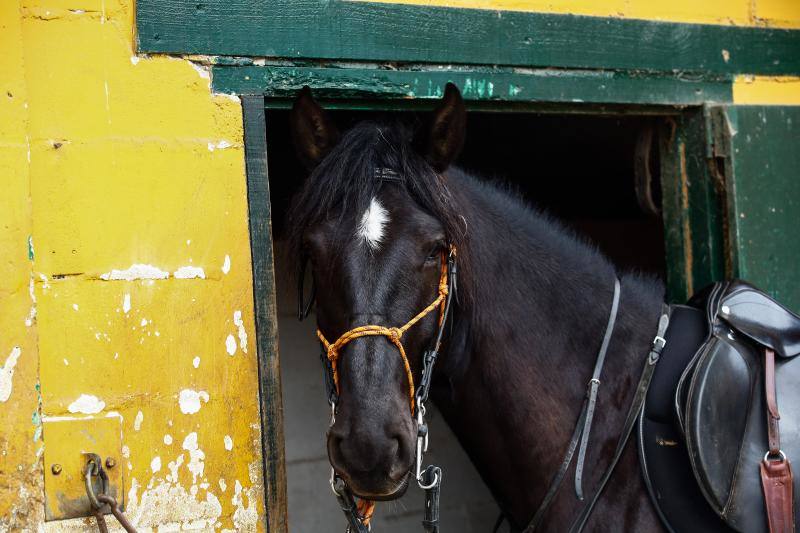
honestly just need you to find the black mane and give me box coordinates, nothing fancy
[287,117,664,328]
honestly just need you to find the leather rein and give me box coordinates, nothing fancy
[298,170,457,532]
[515,285,671,532]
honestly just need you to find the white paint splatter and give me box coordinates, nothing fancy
[357,197,389,249]
[130,55,140,65]
[151,456,162,473]
[0,347,22,403]
[68,394,105,414]
[100,264,169,281]
[221,254,231,275]
[123,293,131,314]
[178,389,209,414]
[72,303,79,311]
[225,334,237,356]
[233,311,248,354]
[219,479,227,492]
[121,445,130,458]
[164,434,173,445]
[207,140,233,151]
[191,62,210,80]
[224,435,233,451]
[182,432,206,483]
[140,318,148,327]
[134,410,144,431]
[173,266,206,279]
[63,358,69,366]
[192,356,200,368]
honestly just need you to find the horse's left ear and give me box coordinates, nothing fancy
[290,86,340,170]
[424,82,466,173]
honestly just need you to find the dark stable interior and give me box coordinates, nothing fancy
[267,108,666,280]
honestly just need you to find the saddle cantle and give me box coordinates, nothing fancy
[640,280,800,533]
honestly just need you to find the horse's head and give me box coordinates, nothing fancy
[288,84,466,499]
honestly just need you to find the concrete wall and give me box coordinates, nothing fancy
[0,1,265,530]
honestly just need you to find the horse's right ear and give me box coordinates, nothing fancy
[290,86,339,170]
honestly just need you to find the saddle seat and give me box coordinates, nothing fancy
[640,280,800,533]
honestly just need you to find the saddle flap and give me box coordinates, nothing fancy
[685,332,756,516]
[719,281,800,358]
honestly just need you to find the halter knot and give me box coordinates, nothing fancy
[388,327,403,342]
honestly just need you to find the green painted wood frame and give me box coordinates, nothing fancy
[242,95,288,533]
[136,1,800,77]
[716,105,800,312]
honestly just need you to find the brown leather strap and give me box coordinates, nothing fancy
[761,347,795,533]
[761,458,795,533]
[766,348,781,454]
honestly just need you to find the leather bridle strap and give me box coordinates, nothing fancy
[566,307,669,532]
[524,277,621,531]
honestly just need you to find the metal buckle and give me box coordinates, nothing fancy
[764,450,787,462]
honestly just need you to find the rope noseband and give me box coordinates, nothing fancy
[316,248,452,413]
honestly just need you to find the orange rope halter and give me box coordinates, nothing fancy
[316,247,453,414]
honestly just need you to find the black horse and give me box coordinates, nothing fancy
[288,84,666,531]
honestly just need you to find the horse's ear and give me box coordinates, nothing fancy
[290,86,339,170]
[423,82,466,173]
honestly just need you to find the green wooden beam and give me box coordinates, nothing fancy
[137,1,800,76]
[241,95,288,533]
[212,65,732,107]
[722,106,800,312]
[659,109,726,303]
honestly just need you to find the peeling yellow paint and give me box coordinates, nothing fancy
[734,75,800,105]
[1,0,265,529]
[357,0,800,28]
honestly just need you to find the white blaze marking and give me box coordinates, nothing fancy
[68,394,105,414]
[357,198,389,250]
[178,389,209,414]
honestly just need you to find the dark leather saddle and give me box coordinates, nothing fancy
[640,280,800,533]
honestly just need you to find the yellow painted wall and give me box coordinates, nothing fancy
[734,76,800,105]
[361,0,800,28]
[0,0,266,530]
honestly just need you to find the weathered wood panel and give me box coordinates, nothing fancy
[214,65,732,106]
[242,95,288,533]
[722,106,800,312]
[136,1,800,77]
[659,110,726,303]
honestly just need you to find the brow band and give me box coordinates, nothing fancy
[375,168,403,182]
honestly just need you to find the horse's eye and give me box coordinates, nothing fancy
[425,244,443,263]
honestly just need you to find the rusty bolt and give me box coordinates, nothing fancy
[105,457,116,469]
[51,464,62,475]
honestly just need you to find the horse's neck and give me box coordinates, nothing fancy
[435,176,665,527]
